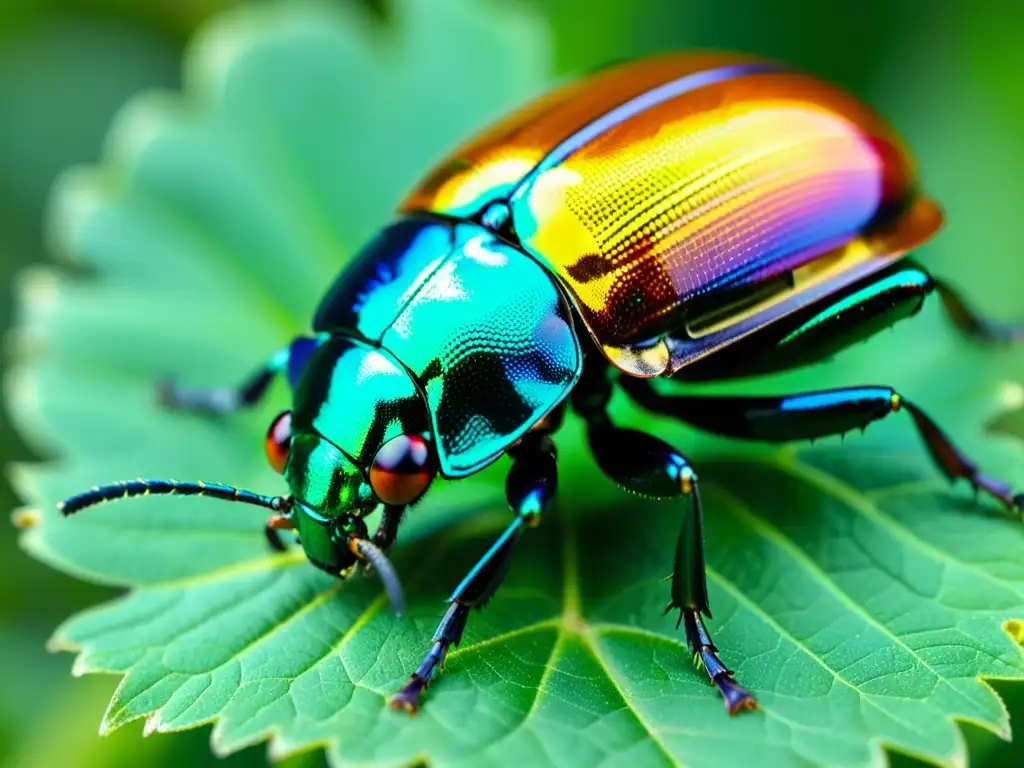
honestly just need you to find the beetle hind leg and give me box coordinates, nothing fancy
[622,380,1024,520]
[897,396,1024,518]
[587,423,757,714]
[934,277,1024,345]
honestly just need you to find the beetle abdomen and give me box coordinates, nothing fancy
[403,54,941,376]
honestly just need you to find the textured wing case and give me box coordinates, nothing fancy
[403,54,942,376]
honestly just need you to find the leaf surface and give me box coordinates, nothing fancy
[9,2,1024,767]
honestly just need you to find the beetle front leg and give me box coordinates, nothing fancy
[264,512,296,551]
[389,431,557,714]
[373,504,405,552]
[157,336,322,416]
[621,380,1024,518]
[933,277,1024,345]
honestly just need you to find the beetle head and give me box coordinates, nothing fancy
[267,337,436,591]
[57,337,435,616]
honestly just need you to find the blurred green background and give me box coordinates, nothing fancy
[1,1,1022,766]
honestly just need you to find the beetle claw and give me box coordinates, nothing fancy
[716,675,758,715]
[389,675,428,715]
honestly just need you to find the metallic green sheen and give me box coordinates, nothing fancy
[753,266,933,375]
[380,221,582,477]
[674,263,933,382]
[285,434,373,518]
[291,503,342,572]
[778,268,933,347]
[291,337,429,468]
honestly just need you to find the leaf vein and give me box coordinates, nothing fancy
[774,454,1024,602]
[706,564,932,739]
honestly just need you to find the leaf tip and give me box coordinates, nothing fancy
[17,266,62,319]
[44,168,110,266]
[1005,619,1024,646]
[143,712,163,737]
[998,381,1024,410]
[44,633,78,655]
[10,506,41,530]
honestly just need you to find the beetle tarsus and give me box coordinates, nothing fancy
[716,672,759,716]
[389,674,429,715]
[935,279,1024,345]
[155,357,279,416]
[902,400,1024,517]
[970,475,1018,512]
[683,608,757,715]
[156,378,241,416]
[389,601,469,714]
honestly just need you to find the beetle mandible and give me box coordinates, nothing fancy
[60,53,1024,715]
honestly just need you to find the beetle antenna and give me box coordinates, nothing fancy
[350,537,406,616]
[58,479,290,516]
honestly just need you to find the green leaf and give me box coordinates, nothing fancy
[990,403,1024,445]
[9,1,1024,767]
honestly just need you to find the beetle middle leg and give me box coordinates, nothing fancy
[389,429,558,713]
[621,379,1024,518]
[573,365,757,714]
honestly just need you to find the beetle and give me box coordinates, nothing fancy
[59,52,1024,716]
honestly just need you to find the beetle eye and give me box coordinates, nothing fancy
[370,434,435,505]
[264,411,292,474]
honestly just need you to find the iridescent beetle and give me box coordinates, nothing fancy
[60,53,1024,715]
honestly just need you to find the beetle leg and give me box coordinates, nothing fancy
[389,432,558,714]
[934,278,1024,345]
[582,401,756,715]
[264,512,295,552]
[899,397,1024,515]
[373,504,406,552]
[156,335,322,415]
[156,357,280,416]
[621,380,1024,518]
